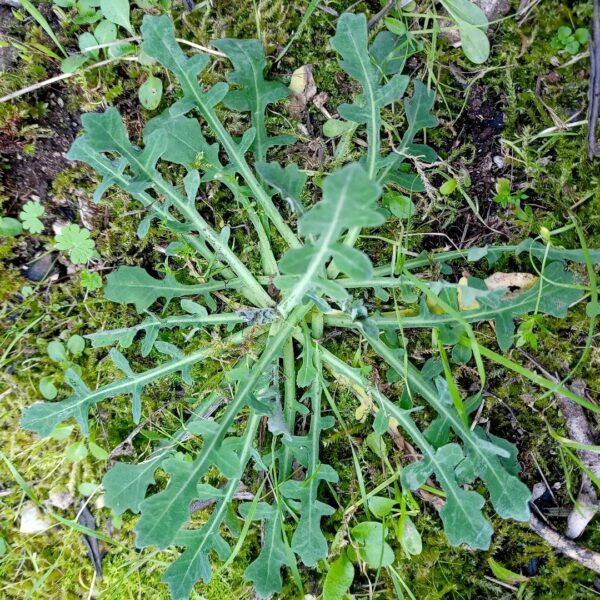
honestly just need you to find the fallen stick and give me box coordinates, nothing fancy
[521,350,600,539]
[530,510,600,574]
[558,379,600,539]
[588,0,600,158]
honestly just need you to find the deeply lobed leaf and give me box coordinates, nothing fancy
[277,163,384,313]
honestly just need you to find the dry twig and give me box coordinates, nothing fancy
[522,351,600,539]
[530,509,600,574]
[588,0,600,158]
[556,379,600,539]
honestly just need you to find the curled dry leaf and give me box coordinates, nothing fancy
[289,64,317,118]
[459,271,538,310]
[484,271,538,294]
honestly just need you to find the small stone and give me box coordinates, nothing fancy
[25,253,57,282]
[531,482,547,502]
[474,0,510,21]
[47,489,75,510]
[52,220,67,236]
[546,72,561,84]
[493,155,504,168]
[20,502,52,533]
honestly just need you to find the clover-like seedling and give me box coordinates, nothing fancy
[54,223,97,264]
[551,25,589,55]
[80,270,103,290]
[19,200,45,233]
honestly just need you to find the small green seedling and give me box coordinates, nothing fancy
[40,336,87,400]
[384,191,416,219]
[54,224,97,264]
[493,178,535,229]
[19,201,45,233]
[50,422,108,464]
[80,270,103,291]
[551,26,589,55]
[516,314,549,351]
[54,0,172,73]
[64,437,108,462]
[494,178,527,206]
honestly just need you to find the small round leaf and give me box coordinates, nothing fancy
[39,377,58,400]
[88,441,109,461]
[94,19,117,44]
[323,550,354,600]
[67,334,86,356]
[0,217,23,237]
[65,440,88,462]
[47,340,67,363]
[459,23,490,64]
[78,482,98,496]
[139,76,163,110]
[385,191,415,219]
